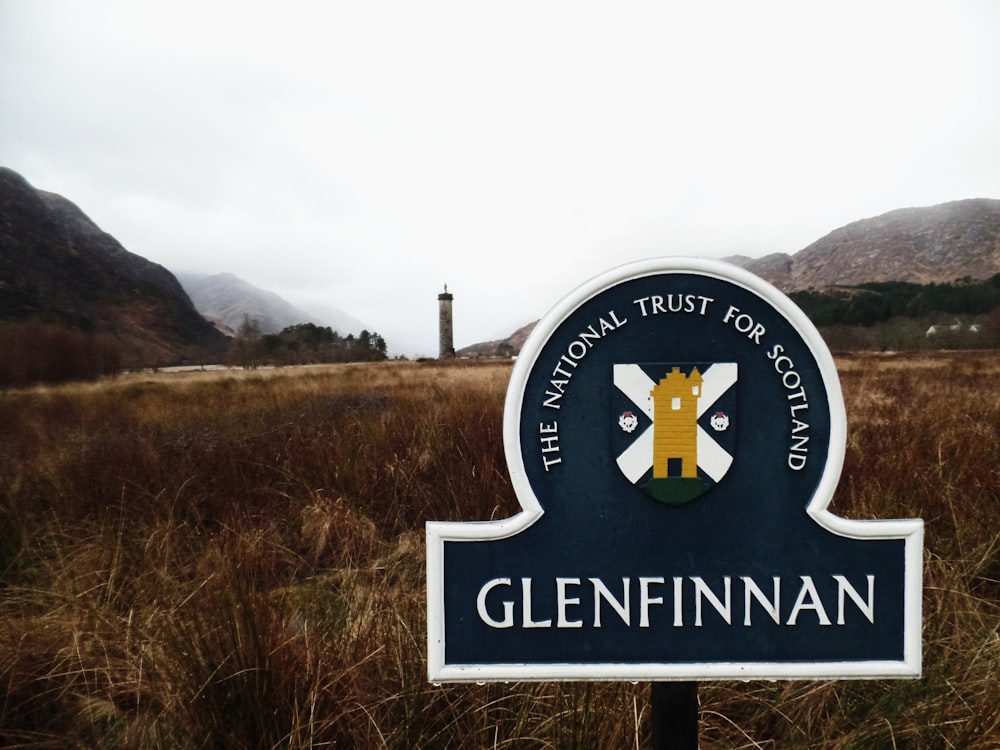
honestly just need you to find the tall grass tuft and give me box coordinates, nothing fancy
[1,356,999,747]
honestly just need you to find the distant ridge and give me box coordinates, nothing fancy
[725,199,1000,291]
[474,198,1000,354]
[0,167,227,365]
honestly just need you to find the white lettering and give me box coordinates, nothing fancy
[742,576,781,625]
[767,344,811,470]
[639,577,665,628]
[635,295,714,317]
[521,578,552,628]
[556,577,583,628]
[541,311,627,409]
[475,575,876,630]
[788,453,808,470]
[673,576,684,627]
[539,422,562,471]
[477,578,514,628]
[579,325,602,348]
[567,340,588,360]
[591,577,630,627]
[835,574,875,624]
[692,576,732,625]
[786,576,832,626]
[722,305,766,344]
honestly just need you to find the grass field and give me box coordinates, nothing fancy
[1,355,998,748]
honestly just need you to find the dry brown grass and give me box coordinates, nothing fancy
[1,355,998,748]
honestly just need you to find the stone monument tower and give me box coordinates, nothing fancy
[438,284,455,358]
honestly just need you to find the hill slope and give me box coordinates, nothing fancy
[177,272,322,335]
[0,167,227,365]
[727,199,1000,290]
[476,199,1000,354]
[456,321,535,358]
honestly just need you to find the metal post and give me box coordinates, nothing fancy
[650,682,698,750]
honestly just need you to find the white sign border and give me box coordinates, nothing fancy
[426,257,923,683]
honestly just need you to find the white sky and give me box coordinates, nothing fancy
[2,1,999,356]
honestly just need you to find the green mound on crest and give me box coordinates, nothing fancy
[641,477,711,506]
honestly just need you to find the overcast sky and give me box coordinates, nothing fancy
[3,1,999,356]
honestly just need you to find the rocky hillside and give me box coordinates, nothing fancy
[726,199,1000,291]
[456,321,536,358]
[0,168,228,366]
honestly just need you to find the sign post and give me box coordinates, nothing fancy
[650,682,698,749]
[427,258,923,741]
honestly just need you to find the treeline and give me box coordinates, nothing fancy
[0,320,121,387]
[231,320,388,367]
[789,274,1000,327]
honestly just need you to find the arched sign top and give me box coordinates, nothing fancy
[504,257,846,528]
[428,257,922,683]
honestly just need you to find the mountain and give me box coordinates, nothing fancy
[726,199,1000,291]
[177,272,367,337]
[476,199,1000,353]
[457,321,535,358]
[178,272,349,335]
[0,167,228,366]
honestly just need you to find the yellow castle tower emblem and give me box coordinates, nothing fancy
[650,367,702,479]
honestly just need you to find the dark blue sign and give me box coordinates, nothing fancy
[427,259,923,682]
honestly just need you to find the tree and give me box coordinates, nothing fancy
[231,314,263,369]
[247,324,388,365]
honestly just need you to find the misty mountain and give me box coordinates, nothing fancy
[0,167,227,366]
[177,272,366,336]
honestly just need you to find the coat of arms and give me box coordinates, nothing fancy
[613,362,737,505]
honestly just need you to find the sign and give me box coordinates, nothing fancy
[426,258,923,682]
